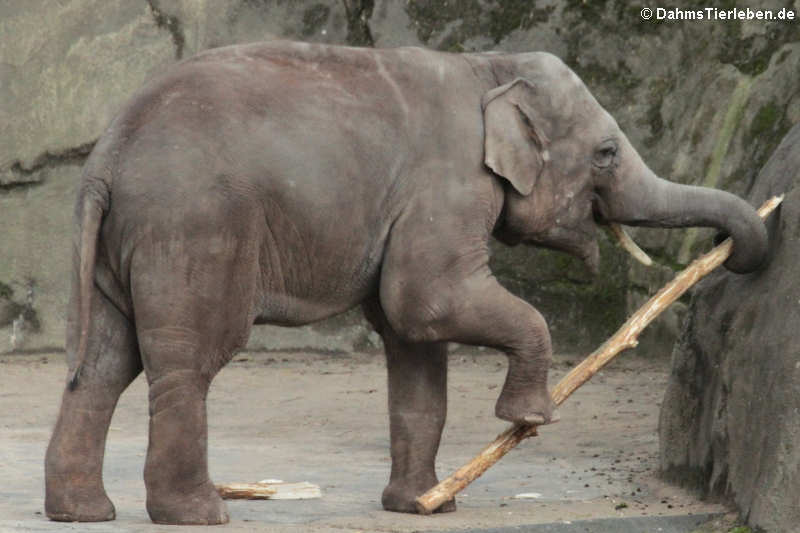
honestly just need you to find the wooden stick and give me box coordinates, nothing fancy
[416,195,784,515]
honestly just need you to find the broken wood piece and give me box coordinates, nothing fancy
[216,483,276,500]
[415,195,784,515]
[216,481,321,500]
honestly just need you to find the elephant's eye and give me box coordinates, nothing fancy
[593,142,617,168]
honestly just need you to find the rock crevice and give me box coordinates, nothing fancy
[343,0,375,46]
[146,0,186,59]
[1,142,94,187]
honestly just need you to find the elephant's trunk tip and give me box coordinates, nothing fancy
[721,195,774,274]
[725,194,784,274]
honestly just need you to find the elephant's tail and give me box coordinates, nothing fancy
[67,176,110,390]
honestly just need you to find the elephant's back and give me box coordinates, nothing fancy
[93,39,477,206]
[87,41,476,319]
[87,47,399,318]
[97,40,429,202]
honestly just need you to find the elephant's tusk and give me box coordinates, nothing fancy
[609,223,653,266]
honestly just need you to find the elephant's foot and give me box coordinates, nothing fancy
[382,481,456,514]
[495,381,559,426]
[45,413,116,522]
[45,482,115,522]
[147,482,229,525]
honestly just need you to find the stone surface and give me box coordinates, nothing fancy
[0,163,83,353]
[0,1,173,175]
[1,1,799,354]
[659,123,800,532]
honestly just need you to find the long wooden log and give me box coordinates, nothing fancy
[416,195,784,515]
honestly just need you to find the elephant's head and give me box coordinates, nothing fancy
[483,53,767,274]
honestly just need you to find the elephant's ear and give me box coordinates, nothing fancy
[482,78,549,196]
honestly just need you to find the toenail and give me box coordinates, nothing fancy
[523,414,545,425]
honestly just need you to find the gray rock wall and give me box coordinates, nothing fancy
[2,1,799,355]
[659,123,800,533]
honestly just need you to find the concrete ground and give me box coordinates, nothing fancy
[0,350,727,532]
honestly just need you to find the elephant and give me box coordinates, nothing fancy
[45,40,768,525]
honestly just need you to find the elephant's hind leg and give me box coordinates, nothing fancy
[363,300,455,514]
[139,358,229,525]
[131,240,257,525]
[45,287,142,522]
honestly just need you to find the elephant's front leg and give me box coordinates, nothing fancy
[381,268,558,426]
[383,339,454,513]
[363,301,455,514]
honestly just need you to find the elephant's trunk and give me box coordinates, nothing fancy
[602,170,768,274]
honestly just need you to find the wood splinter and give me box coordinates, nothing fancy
[415,195,784,515]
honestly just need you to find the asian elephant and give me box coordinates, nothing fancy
[45,40,768,525]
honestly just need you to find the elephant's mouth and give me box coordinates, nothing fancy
[529,221,653,275]
[495,195,653,272]
[526,226,601,276]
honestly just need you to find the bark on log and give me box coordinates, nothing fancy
[415,196,783,515]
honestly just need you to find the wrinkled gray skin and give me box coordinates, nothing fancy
[45,41,768,525]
